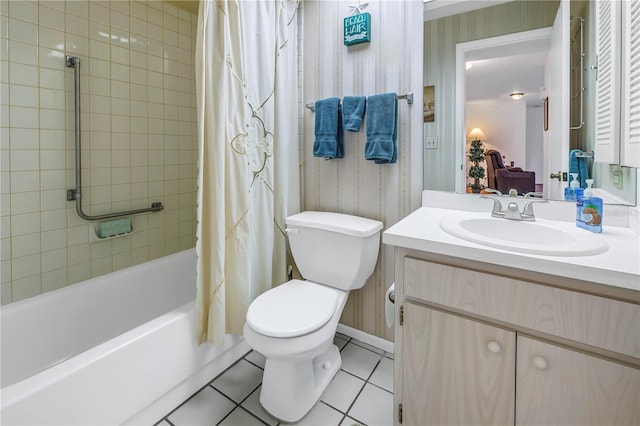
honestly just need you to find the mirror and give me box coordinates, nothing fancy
[423,0,637,205]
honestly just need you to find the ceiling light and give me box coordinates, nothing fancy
[510,92,524,100]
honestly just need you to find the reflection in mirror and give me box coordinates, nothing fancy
[423,0,637,205]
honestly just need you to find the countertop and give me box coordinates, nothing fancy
[383,206,640,294]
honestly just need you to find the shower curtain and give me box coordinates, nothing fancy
[195,0,300,345]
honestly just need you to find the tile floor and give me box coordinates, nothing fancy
[156,333,394,426]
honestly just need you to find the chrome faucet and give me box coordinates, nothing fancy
[524,191,544,198]
[481,190,548,221]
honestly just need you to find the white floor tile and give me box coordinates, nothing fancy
[369,357,393,392]
[161,333,394,426]
[293,402,344,426]
[219,407,266,426]
[245,350,266,369]
[348,384,393,426]
[340,417,365,426]
[340,342,381,380]
[212,359,264,403]
[320,370,365,413]
[241,386,278,426]
[167,386,235,426]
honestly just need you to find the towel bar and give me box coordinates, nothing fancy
[574,151,594,158]
[305,92,413,112]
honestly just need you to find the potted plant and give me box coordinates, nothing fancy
[467,138,486,193]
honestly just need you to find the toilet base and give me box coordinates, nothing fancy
[259,343,341,423]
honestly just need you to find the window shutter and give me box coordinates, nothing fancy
[622,0,640,167]
[594,0,621,164]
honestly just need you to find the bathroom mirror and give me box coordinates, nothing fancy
[423,0,637,205]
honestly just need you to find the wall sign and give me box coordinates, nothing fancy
[344,12,371,46]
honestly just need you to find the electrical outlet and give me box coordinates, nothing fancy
[424,136,438,149]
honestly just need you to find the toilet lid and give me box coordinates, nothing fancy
[246,280,339,338]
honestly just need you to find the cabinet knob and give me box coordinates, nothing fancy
[533,355,548,370]
[487,340,501,354]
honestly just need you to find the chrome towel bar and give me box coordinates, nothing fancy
[305,91,413,112]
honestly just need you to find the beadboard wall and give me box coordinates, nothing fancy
[302,1,424,341]
[423,0,560,193]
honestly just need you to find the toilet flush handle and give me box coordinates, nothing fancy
[286,228,299,235]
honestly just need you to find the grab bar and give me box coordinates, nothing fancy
[65,56,164,221]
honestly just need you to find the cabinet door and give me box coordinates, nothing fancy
[516,335,640,425]
[402,303,515,425]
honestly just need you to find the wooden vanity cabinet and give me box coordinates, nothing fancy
[516,336,640,425]
[403,303,515,425]
[394,250,640,426]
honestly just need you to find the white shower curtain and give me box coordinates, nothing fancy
[195,0,300,345]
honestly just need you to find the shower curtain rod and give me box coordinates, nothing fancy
[65,55,164,221]
[305,91,413,112]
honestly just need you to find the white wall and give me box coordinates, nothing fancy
[466,100,527,165]
[526,105,544,184]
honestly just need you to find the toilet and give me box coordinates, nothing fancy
[243,211,383,423]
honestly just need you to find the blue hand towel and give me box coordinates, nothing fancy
[313,97,344,159]
[569,149,590,188]
[342,96,366,132]
[365,93,398,164]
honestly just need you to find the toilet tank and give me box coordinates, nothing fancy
[285,211,383,291]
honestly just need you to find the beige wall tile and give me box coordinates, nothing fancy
[2,0,197,304]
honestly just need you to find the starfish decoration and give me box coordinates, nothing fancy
[347,0,369,16]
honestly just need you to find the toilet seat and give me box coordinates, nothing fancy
[246,280,339,338]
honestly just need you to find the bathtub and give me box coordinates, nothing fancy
[1,248,250,425]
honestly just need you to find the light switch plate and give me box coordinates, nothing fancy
[425,136,438,149]
[613,169,623,189]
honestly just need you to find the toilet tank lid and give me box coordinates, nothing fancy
[286,211,383,237]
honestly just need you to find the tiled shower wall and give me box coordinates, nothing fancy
[0,1,198,304]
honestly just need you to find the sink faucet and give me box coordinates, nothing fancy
[524,191,544,198]
[481,193,548,221]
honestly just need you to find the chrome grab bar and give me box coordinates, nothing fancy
[65,56,164,221]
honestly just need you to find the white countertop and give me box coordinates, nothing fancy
[383,206,640,293]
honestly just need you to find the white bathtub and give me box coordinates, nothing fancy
[1,248,250,425]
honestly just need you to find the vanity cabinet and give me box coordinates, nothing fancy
[516,336,640,425]
[403,303,515,425]
[394,252,640,426]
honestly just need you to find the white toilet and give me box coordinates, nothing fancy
[243,211,383,423]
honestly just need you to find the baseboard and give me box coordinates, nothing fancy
[336,323,394,354]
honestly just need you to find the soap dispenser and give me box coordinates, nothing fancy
[564,173,584,201]
[576,179,603,233]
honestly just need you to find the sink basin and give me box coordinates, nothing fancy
[439,214,609,256]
